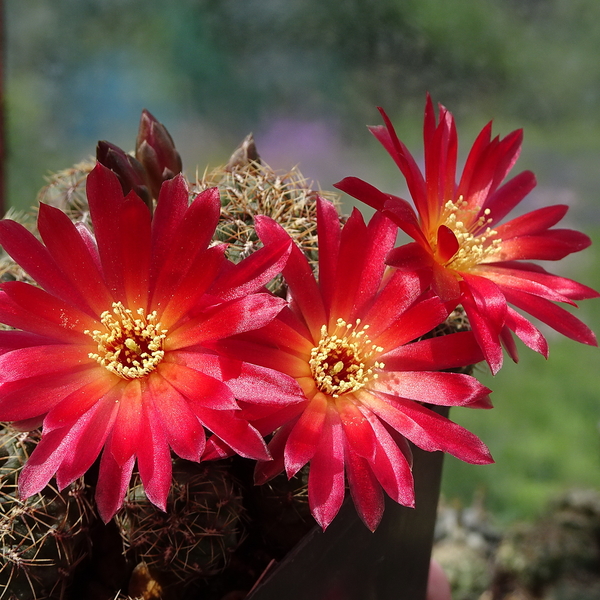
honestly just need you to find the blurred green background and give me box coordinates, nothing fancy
[5,0,600,524]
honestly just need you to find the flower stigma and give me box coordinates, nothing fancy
[434,197,502,271]
[309,318,384,398]
[86,302,167,380]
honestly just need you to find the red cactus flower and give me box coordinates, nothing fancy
[0,164,301,521]
[336,97,599,373]
[207,198,493,531]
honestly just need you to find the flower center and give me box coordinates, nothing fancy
[309,318,384,398]
[86,302,167,380]
[435,197,502,271]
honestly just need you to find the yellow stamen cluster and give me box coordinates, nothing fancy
[435,197,502,271]
[86,302,167,380]
[309,318,384,398]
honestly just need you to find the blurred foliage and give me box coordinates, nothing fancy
[3,0,600,523]
[8,0,600,207]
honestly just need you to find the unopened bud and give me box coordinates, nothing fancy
[96,141,151,208]
[135,109,182,199]
[225,133,261,171]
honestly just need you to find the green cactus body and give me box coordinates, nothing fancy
[116,459,245,592]
[0,427,94,600]
[36,161,95,228]
[197,135,338,281]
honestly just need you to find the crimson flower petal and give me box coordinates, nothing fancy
[481,262,599,301]
[380,331,484,372]
[497,230,592,261]
[367,394,493,465]
[284,392,328,477]
[117,197,152,308]
[334,176,387,210]
[150,184,221,307]
[499,325,519,363]
[330,210,397,322]
[456,121,493,202]
[217,359,306,406]
[37,203,114,315]
[385,242,434,272]
[337,395,378,461]
[354,404,414,508]
[158,245,228,327]
[431,262,461,302]
[209,237,292,301]
[0,369,99,423]
[371,106,427,212]
[242,310,314,355]
[361,269,431,340]
[372,371,490,406]
[43,374,119,432]
[171,350,305,405]
[86,162,128,297]
[372,296,448,351]
[0,331,52,355]
[147,375,206,462]
[0,283,97,342]
[167,293,287,349]
[504,305,549,358]
[150,173,194,267]
[480,266,576,305]
[136,401,172,511]
[158,361,239,410]
[307,403,346,530]
[55,397,118,489]
[19,427,77,499]
[0,220,90,312]
[482,170,537,227]
[436,225,460,264]
[254,420,296,485]
[425,102,457,214]
[317,197,342,315]
[244,401,306,438]
[459,280,504,374]
[193,406,270,461]
[75,222,102,273]
[255,215,327,335]
[96,451,136,523]
[495,204,568,239]
[21,399,117,498]
[327,207,370,319]
[0,345,90,384]
[345,448,384,531]
[503,287,598,346]
[109,383,144,466]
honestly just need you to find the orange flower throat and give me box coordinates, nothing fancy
[86,302,167,380]
[433,197,502,271]
[309,318,384,398]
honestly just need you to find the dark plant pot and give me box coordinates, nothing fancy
[247,442,445,600]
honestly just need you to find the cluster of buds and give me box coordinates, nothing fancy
[96,109,183,210]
